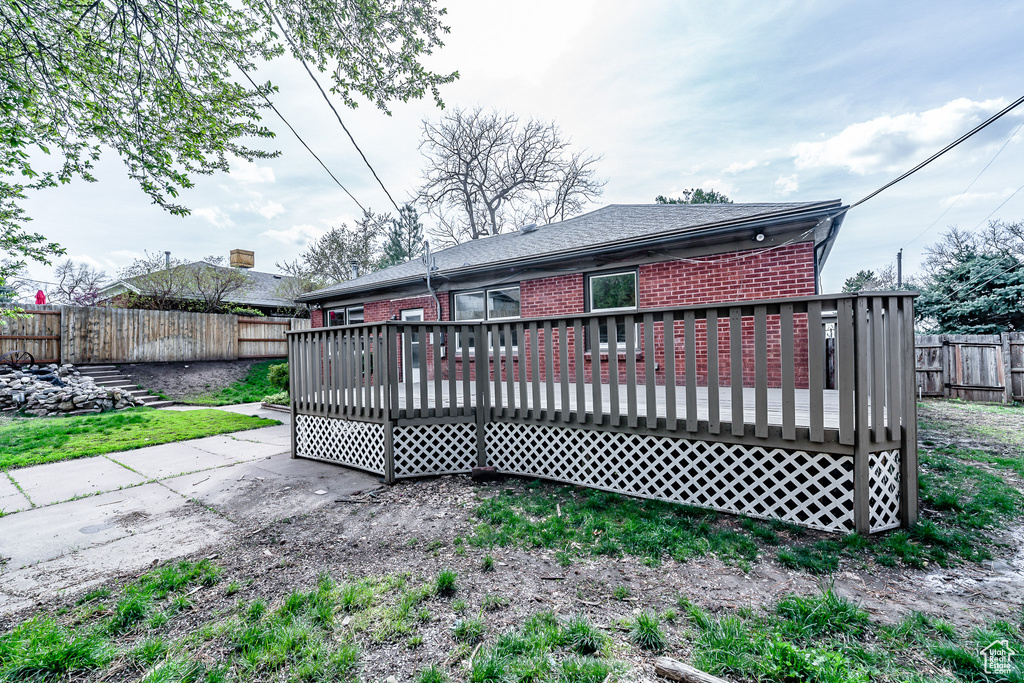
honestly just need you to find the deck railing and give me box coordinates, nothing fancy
[287,292,918,534]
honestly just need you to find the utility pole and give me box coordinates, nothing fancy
[897,249,903,288]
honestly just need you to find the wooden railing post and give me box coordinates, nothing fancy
[288,332,298,459]
[899,296,919,527]
[475,322,488,468]
[383,324,396,484]
[852,295,871,535]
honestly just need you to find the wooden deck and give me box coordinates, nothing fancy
[288,292,919,534]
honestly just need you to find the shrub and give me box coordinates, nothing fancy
[262,391,289,406]
[267,363,289,391]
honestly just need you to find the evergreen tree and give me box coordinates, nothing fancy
[381,204,425,268]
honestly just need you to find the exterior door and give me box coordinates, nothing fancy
[401,309,424,382]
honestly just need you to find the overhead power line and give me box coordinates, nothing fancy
[267,3,402,215]
[903,115,1024,248]
[849,94,1024,211]
[238,67,369,215]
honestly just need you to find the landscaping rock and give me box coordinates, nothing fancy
[0,363,144,417]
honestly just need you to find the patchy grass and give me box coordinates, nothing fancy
[185,360,287,406]
[5,560,1024,683]
[468,405,1024,577]
[0,408,278,469]
[778,441,1024,574]
[683,587,1024,682]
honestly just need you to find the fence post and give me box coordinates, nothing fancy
[475,322,488,468]
[852,295,871,535]
[1002,333,1013,404]
[899,296,919,527]
[940,336,951,398]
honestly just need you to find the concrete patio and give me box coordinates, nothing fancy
[0,403,379,616]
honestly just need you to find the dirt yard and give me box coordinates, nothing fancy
[2,400,1022,682]
[118,360,266,400]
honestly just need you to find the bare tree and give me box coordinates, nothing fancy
[923,221,1024,277]
[51,260,109,305]
[275,209,388,289]
[116,253,247,312]
[418,108,605,244]
[188,257,249,313]
[117,252,190,310]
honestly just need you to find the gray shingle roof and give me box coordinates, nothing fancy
[301,201,841,301]
[111,262,297,309]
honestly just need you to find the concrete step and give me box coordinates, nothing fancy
[140,397,174,409]
[85,372,123,379]
[93,379,135,387]
[78,365,118,373]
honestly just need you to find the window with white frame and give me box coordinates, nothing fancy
[452,286,520,351]
[588,271,638,347]
[325,305,364,326]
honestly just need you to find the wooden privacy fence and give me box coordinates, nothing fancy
[288,292,919,535]
[0,304,310,364]
[915,333,1024,403]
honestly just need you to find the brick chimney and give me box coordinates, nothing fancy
[230,249,254,269]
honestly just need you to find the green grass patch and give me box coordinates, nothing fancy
[0,408,278,469]
[185,360,287,406]
[682,586,1024,682]
[469,611,618,682]
[472,444,1023,575]
[469,484,762,567]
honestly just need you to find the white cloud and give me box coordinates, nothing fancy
[939,188,1015,208]
[251,200,285,220]
[723,160,760,174]
[773,174,799,196]
[699,178,736,196]
[193,207,235,229]
[110,249,147,262]
[229,158,276,184]
[67,254,116,272]
[261,224,327,246]
[791,98,1010,175]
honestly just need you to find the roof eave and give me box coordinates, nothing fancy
[298,200,844,303]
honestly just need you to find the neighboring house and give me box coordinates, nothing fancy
[99,250,299,316]
[298,201,847,387]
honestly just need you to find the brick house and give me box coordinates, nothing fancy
[298,201,847,388]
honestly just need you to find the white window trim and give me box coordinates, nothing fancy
[588,271,638,313]
[345,305,364,325]
[588,271,639,351]
[452,286,521,354]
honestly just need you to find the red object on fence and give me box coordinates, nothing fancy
[35,290,46,304]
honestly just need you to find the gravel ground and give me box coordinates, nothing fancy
[2,399,1022,680]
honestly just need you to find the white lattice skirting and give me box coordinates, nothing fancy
[295,414,387,476]
[485,421,859,533]
[394,423,477,478]
[869,450,901,533]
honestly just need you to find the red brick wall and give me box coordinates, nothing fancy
[309,242,816,388]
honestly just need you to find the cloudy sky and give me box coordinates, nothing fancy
[19,0,1024,294]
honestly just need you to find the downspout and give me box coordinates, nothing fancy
[423,240,441,320]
